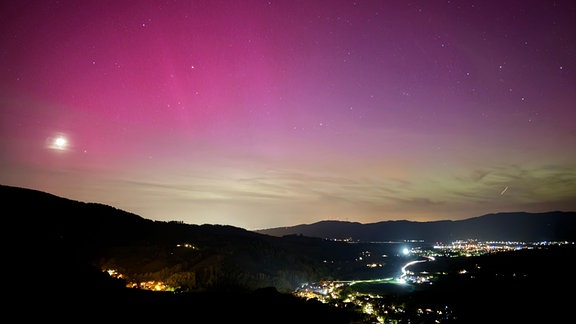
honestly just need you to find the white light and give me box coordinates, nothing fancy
[54,137,67,149]
[48,134,69,151]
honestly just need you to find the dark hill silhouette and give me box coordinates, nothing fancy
[256,211,576,243]
[3,184,369,322]
[3,184,327,291]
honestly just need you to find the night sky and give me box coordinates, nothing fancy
[1,0,575,230]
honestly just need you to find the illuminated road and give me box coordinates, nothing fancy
[399,256,435,282]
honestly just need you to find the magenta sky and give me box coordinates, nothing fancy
[1,0,575,230]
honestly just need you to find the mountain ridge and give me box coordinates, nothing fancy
[4,183,575,322]
[256,211,576,243]
[5,183,574,243]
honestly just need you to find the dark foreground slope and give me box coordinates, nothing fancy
[3,184,367,323]
[19,279,361,323]
[405,244,576,324]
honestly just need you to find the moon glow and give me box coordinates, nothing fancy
[49,135,69,151]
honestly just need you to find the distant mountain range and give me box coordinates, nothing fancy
[256,211,576,243]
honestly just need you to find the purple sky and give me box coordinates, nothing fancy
[1,0,575,230]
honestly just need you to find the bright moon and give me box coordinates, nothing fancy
[50,135,68,151]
